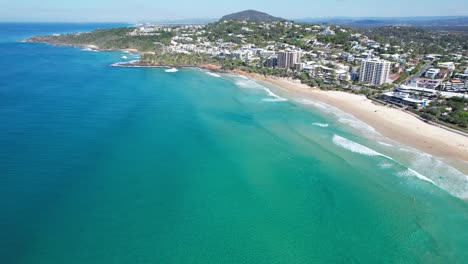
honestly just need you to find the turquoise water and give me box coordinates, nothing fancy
[0,24,467,263]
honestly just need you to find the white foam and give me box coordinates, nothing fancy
[399,150,468,198]
[121,55,128,59]
[262,87,287,102]
[297,99,378,135]
[397,169,436,184]
[338,116,377,134]
[81,48,98,52]
[333,135,441,187]
[378,141,394,147]
[110,60,139,67]
[312,123,329,128]
[332,135,390,158]
[235,80,264,89]
[379,162,394,169]
[296,93,468,199]
[165,68,178,73]
[206,72,221,78]
[233,78,287,102]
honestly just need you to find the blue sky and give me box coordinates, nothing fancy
[1,0,467,22]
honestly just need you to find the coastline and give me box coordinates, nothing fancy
[232,71,468,173]
[25,39,468,171]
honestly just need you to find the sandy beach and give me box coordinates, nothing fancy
[232,71,468,172]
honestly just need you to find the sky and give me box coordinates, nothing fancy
[1,0,467,22]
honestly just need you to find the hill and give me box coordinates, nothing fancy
[220,10,283,22]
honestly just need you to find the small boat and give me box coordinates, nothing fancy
[121,55,128,59]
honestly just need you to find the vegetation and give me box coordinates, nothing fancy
[28,27,174,52]
[363,26,468,55]
[220,10,283,22]
[417,97,468,129]
[140,52,217,66]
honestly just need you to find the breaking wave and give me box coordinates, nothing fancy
[333,134,468,199]
[397,169,436,184]
[298,99,377,135]
[206,72,221,78]
[81,48,98,52]
[233,77,287,102]
[332,135,391,158]
[378,141,394,147]
[165,68,178,73]
[262,88,287,102]
[312,123,329,128]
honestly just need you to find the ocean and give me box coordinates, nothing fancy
[0,23,467,263]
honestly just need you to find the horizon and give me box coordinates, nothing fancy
[2,0,468,22]
[1,14,467,24]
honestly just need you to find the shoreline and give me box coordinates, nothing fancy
[233,71,468,173]
[24,40,468,171]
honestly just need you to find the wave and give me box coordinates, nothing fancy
[110,60,140,67]
[400,151,468,199]
[312,122,329,128]
[333,134,468,198]
[298,99,377,135]
[379,162,394,169]
[165,68,178,73]
[332,135,391,158]
[206,72,221,78]
[233,78,287,102]
[81,48,98,52]
[338,116,377,134]
[378,141,394,147]
[262,87,287,102]
[235,79,265,89]
[397,169,435,184]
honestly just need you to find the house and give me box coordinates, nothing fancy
[425,68,440,79]
[438,62,455,71]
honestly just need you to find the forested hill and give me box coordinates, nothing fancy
[220,10,283,22]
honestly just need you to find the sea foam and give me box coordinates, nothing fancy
[233,78,287,102]
[332,135,390,158]
[397,169,435,184]
[165,68,178,73]
[262,87,287,102]
[378,141,394,147]
[333,135,439,186]
[206,72,221,78]
[298,99,377,135]
[312,123,329,128]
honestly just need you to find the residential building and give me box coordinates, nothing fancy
[438,62,455,71]
[277,51,301,69]
[359,59,391,86]
[425,68,440,79]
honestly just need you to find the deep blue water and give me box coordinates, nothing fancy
[0,23,467,264]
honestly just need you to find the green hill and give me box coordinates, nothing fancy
[220,10,283,22]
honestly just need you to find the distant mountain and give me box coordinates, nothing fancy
[295,16,468,31]
[220,10,283,22]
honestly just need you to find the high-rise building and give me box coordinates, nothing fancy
[277,51,301,69]
[359,59,391,85]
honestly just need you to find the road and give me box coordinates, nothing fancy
[406,62,433,83]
